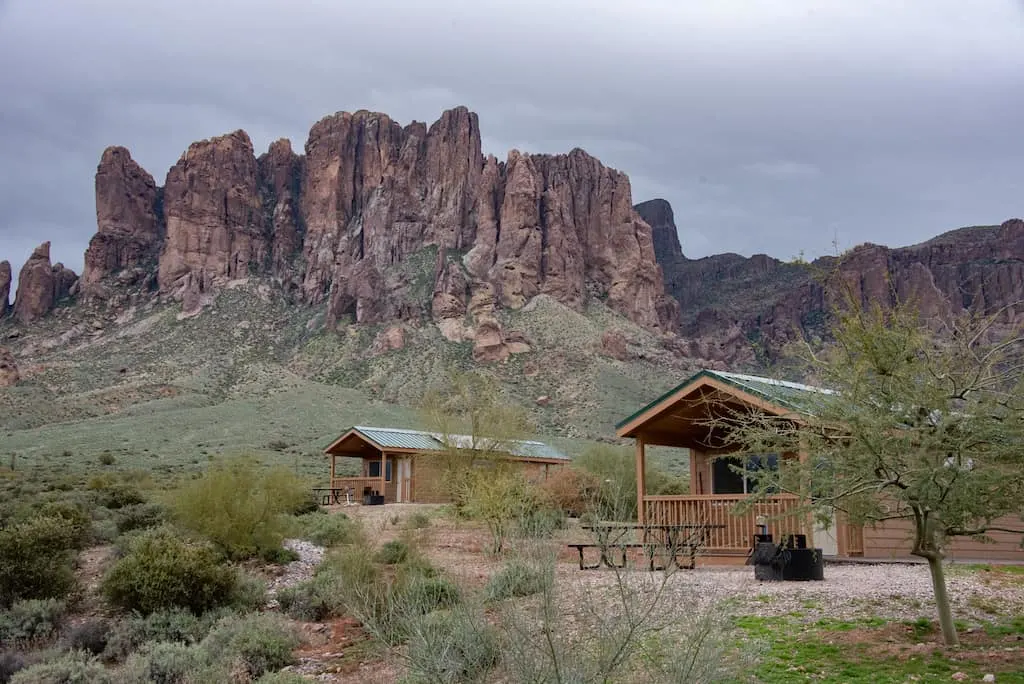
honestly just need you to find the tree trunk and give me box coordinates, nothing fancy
[925,553,959,646]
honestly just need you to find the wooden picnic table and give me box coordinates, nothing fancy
[311,487,352,506]
[570,521,726,571]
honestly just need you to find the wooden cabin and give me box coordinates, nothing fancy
[323,426,569,504]
[617,369,1024,564]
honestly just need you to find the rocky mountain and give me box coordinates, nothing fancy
[637,200,1024,365]
[4,106,677,365]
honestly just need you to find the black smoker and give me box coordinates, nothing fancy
[747,517,824,581]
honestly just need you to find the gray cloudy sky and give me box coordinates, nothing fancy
[2,0,1023,285]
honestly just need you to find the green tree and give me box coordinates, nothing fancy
[711,297,1024,646]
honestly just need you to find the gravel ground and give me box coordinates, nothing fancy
[556,563,1024,624]
[265,538,325,608]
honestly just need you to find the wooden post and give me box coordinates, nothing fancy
[796,444,815,548]
[379,451,387,498]
[330,453,336,487]
[636,438,647,524]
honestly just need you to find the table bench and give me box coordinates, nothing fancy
[311,487,351,506]
[568,522,725,571]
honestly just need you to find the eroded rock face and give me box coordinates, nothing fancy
[257,139,304,280]
[0,260,11,314]
[12,242,78,323]
[82,147,163,293]
[0,347,18,387]
[158,130,266,296]
[643,198,1024,365]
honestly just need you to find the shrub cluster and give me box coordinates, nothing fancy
[292,511,358,547]
[100,527,238,615]
[0,599,66,645]
[485,560,552,601]
[0,512,86,606]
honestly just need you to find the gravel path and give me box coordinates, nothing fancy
[557,563,1024,624]
[265,538,325,608]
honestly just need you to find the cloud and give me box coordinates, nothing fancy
[0,0,1022,296]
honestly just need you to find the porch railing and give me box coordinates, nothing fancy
[642,494,805,554]
[330,477,384,495]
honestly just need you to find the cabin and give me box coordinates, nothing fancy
[617,369,1024,564]
[322,426,569,504]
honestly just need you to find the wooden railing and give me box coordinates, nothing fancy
[643,494,805,554]
[330,477,384,495]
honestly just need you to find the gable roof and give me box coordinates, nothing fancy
[326,425,570,461]
[615,369,836,436]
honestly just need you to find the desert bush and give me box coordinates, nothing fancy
[398,576,461,616]
[514,504,565,539]
[485,561,551,601]
[457,468,538,554]
[100,527,237,615]
[118,641,220,684]
[254,672,309,684]
[102,608,227,663]
[114,503,166,534]
[403,607,501,684]
[229,574,268,613]
[293,512,358,547]
[201,613,300,679]
[0,516,80,606]
[374,540,410,565]
[8,650,110,684]
[539,467,601,518]
[403,512,431,530]
[0,650,26,683]
[0,599,66,645]
[259,546,299,564]
[60,619,108,656]
[98,453,116,467]
[169,457,312,560]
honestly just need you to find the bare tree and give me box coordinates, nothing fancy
[704,296,1024,645]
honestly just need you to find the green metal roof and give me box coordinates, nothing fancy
[337,426,570,461]
[615,369,837,430]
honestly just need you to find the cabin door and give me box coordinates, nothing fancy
[814,509,839,557]
[396,458,412,503]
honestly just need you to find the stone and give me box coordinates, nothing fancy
[82,146,163,293]
[535,395,550,406]
[371,325,406,355]
[13,242,78,323]
[0,347,18,386]
[257,138,304,279]
[600,329,629,360]
[158,130,267,297]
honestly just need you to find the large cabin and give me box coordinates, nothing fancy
[323,426,569,504]
[617,370,1024,564]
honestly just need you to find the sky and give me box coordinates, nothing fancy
[1,0,1023,290]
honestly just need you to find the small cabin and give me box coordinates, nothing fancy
[322,426,569,504]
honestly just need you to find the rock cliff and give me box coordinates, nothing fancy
[0,261,10,314]
[639,200,1024,365]
[82,146,163,296]
[12,242,78,323]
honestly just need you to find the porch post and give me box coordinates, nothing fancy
[379,451,387,497]
[797,443,814,548]
[330,453,336,486]
[636,437,647,524]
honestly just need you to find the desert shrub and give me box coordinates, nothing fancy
[114,503,166,534]
[374,540,410,565]
[100,527,237,615]
[514,504,565,539]
[60,619,108,656]
[118,641,220,684]
[102,608,226,663]
[485,561,551,601]
[0,599,66,645]
[98,453,116,467]
[458,468,539,554]
[0,650,26,683]
[0,516,80,606]
[403,512,431,530]
[91,482,146,511]
[404,607,501,684]
[294,512,358,546]
[201,613,300,679]
[398,576,461,616]
[169,457,312,560]
[229,573,267,612]
[8,650,110,684]
[278,546,373,621]
[539,467,601,518]
[259,546,299,564]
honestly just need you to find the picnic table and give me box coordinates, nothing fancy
[568,521,725,571]
[311,487,352,506]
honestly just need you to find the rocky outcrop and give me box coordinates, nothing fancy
[0,347,17,387]
[12,243,78,323]
[641,198,1024,365]
[0,261,10,314]
[257,139,304,280]
[158,130,267,298]
[82,147,163,294]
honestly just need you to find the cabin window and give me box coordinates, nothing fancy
[712,454,778,494]
[368,459,392,482]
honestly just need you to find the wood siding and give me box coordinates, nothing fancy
[861,515,1024,561]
